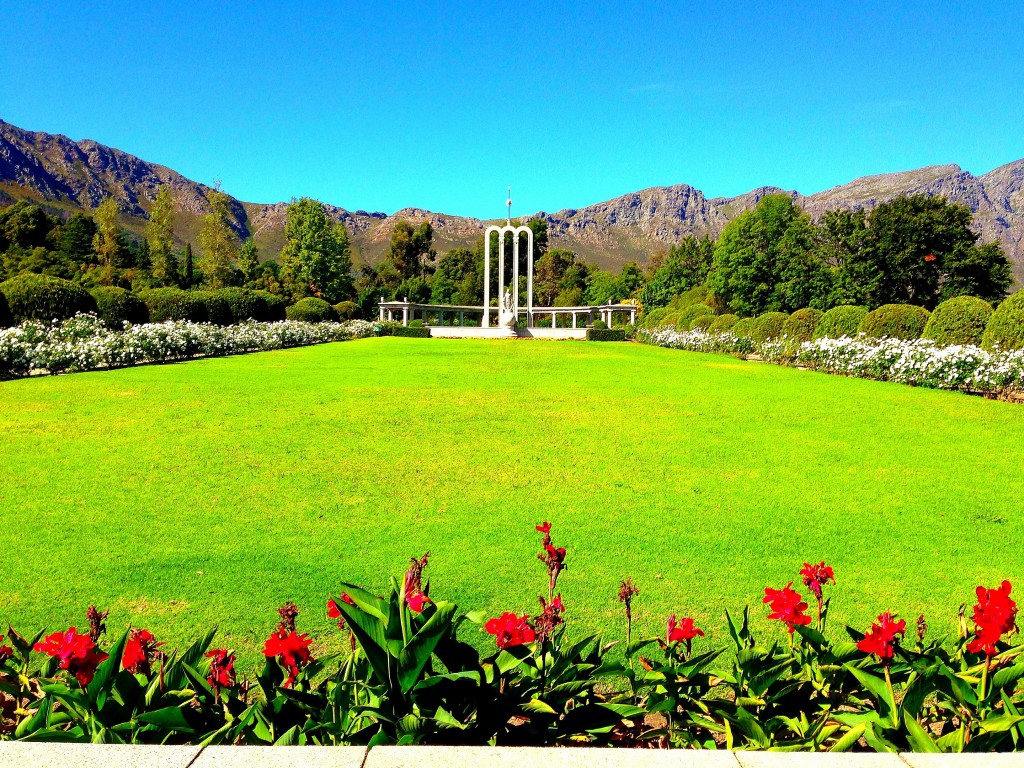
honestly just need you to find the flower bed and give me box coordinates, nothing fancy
[1,522,1021,751]
[637,327,1024,398]
[0,315,377,378]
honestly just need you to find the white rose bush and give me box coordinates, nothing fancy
[0,314,377,378]
[638,327,1024,397]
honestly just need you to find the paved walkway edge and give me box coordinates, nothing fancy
[1,743,1023,767]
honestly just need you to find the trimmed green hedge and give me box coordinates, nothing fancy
[675,303,713,331]
[670,285,711,309]
[139,288,209,323]
[333,301,359,320]
[393,325,431,338]
[0,273,97,324]
[708,313,739,333]
[860,304,931,340]
[983,291,1024,350]
[814,305,868,339]
[784,308,823,342]
[587,328,626,341]
[255,291,288,321]
[641,306,671,328]
[749,312,789,343]
[689,314,715,331]
[90,287,149,328]
[216,288,269,322]
[923,296,993,346]
[286,297,337,323]
[192,291,233,326]
[732,317,753,338]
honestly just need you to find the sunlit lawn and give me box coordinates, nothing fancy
[1,337,1022,665]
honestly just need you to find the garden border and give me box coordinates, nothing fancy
[0,743,1020,767]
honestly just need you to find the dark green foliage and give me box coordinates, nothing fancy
[731,317,753,338]
[0,201,54,251]
[639,236,715,309]
[286,297,337,323]
[139,288,209,322]
[982,291,1024,350]
[591,319,608,330]
[814,305,868,339]
[192,291,233,325]
[89,286,149,328]
[675,303,713,331]
[333,301,359,320]
[587,328,626,341]
[923,296,993,346]
[708,313,739,332]
[671,285,712,309]
[859,304,931,340]
[215,287,269,322]
[783,308,823,342]
[749,312,789,342]
[0,273,97,323]
[255,290,287,321]
[0,290,11,327]
[392,325,431,338]
[640,306,670,328]
[689,314,715,331]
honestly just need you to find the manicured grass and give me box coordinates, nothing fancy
[1,338,1022,664]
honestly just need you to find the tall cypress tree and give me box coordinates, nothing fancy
[181,243,194,288]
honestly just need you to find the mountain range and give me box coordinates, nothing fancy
[2,118,1023,283]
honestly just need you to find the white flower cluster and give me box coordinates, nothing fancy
[637,327,1024,396]
[0,314,376,378]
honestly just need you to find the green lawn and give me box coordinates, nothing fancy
[1,338,1021,664]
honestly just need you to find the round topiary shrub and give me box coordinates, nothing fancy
[672,285,711,309]
[286,297,337,323]
[0,273,97,324]
[659,311,680,328]
[215,287,269,322]
[982,291,1024,350]
[139,288,209,323]
[333,301,359,320]
[254,291,287,321]
[814,305,868,339]
[675,303,713,330]
[732,317,753,338]
[641,306,670,328]
[859,304,931,340]
[90,286,149,328]
[784,308,823,342]
[749,312,789,343]
[923,296,993,346]
[689,314,715,331]
[191,291,233,325]
[708,313,739,333]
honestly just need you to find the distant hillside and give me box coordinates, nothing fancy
[2,118,1022,282]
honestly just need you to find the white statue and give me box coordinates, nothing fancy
[499,288,516,328]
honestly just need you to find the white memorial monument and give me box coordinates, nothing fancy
[482,188,535,330]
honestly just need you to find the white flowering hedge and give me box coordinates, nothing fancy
[638,326,1024,396]
[0,315,377,378]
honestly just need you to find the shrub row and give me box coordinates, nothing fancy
[586,328,626,341]
[643,292,1024,350]
[1,523,1022,750]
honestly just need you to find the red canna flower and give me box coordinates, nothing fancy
[966,580,1018,657]
[924,253,937,262]
[667,614,705,643]
[534,594,566,643]
[763,583,813,633]
[536,522,552,534]
[0,646,12,664]
[402,553,431,613]
[122,629,162,676]
[857,612,907,661]
[263,624,314,688]
[799,561,835,601]
[33,627,109,686]
[406,591,431,613]
[205,648,236,691]
[484,612,536,649]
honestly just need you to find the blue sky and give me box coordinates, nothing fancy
[2,1,1022,218]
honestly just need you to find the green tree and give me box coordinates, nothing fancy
[639,236,714,309]
[91,198,123,280]
[533,248,576,305]
[707,194,823,315]
[55,213,97,262]
[181,243,195,288]
[279,198,353,302]
[197,189,239,289]
[147,187,177,285]
[0,201,55,251]
[238,236,260,285]
[385,221,436,279]
[813,209,872,306]
[527,218,549,256]
[431,247,478,304]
